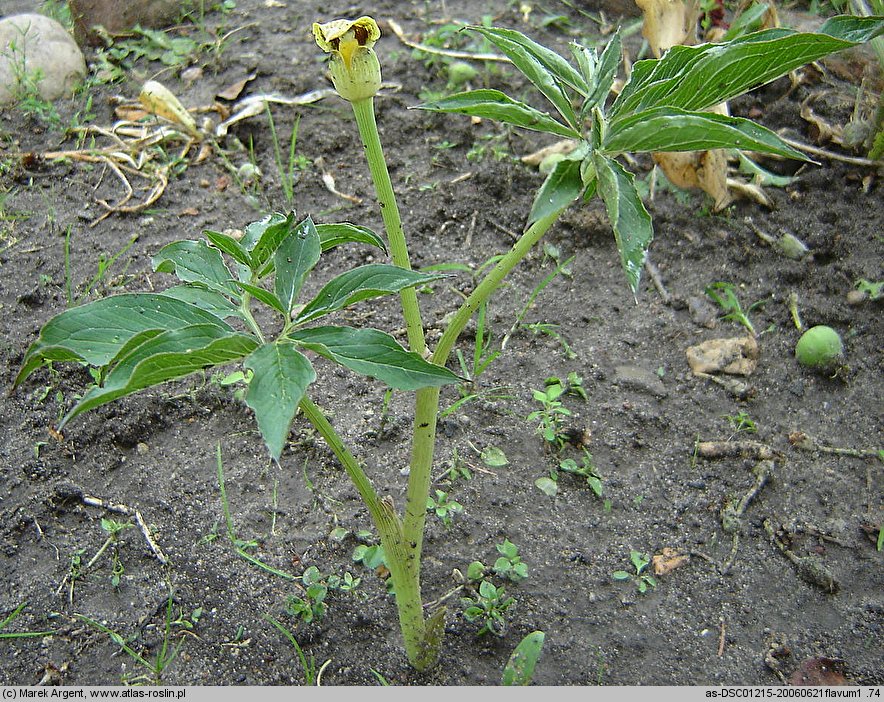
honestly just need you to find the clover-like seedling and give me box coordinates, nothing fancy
[493,539,529,583]
[426,489,463,527]
[612,550,657,594]
[462,579,515,637]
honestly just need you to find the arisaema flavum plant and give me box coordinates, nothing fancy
[14,13,884,672]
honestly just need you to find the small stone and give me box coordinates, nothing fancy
[0,14,86,104]
[136,442,149,455]
[613,365,668,397]
[846,289,867,306]
[686,335,759,376]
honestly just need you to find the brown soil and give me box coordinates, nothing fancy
[0,0,881,687]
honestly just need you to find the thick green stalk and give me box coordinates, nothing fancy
[298,396,429,667]
[432,209,564,367]
[401,208,567,562]
[351,97,426,355]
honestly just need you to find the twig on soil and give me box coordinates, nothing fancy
[697,440,782,462]
[643,256,672,304]
[763,518,840,593]
[38,122,194,226]
[718,618,727,657]
[779,135,884,168]
[80,494,168,565]
[788,431,881,458]
[385,18,508,62]
[720,460,773,574]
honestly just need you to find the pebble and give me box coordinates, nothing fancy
[613,365,668,397]
[846,289,867,306]
[0,14,86,104]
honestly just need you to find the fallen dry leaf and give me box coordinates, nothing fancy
[217,73,257,102]
[635,0,700,57]
[652,548,689,575]
[789,657,851,686]
[686,336,759,376]
[114,105,150,122]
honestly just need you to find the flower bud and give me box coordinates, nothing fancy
[313,16,382,102]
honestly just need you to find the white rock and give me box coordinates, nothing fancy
[0,14,86,104]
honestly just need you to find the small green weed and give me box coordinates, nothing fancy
[2,30,61,127]
[705,282,764,335]
[426,489,463,527]
[723,410,758,438]
[462,579,514,636]
[855,278,883,300]
[527,375,584,450]
[285,582,327,625]
[264,614,331,686]
[536,449,603,498]
[612,550,657,595]
[76,595,189,685]
[266,107,310,208]
[0,603,52,640]
[455,301,500,384]
[493,539,528,583]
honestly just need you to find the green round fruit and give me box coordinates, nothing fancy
[795,325,844,369]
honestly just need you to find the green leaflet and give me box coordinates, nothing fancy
[502,631,546,686]
[468,25,583,127]
[528,154,586,225]
[152,239,240,296]
[293,264,448,326]
[315,222,386,254]
[290,326,459,390]
[60,325,259,429]
[16,293,233,386]
[244,342,316,460]
[416,89,580,139]
[274,217,322,315]
[611,17,884,121]
[248,210,300,270]
[232,281,288,316]
[593,153,653,298]
[604,106,809,159]
[159,285,243,320]
[205,229,252,269]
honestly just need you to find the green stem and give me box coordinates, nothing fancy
[297,395,429,668]
[350,97,426,355]
[239,292,266,345]
[402,208,566,578]
[432,209,563,367]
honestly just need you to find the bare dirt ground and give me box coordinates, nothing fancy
[0,0,881,687]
